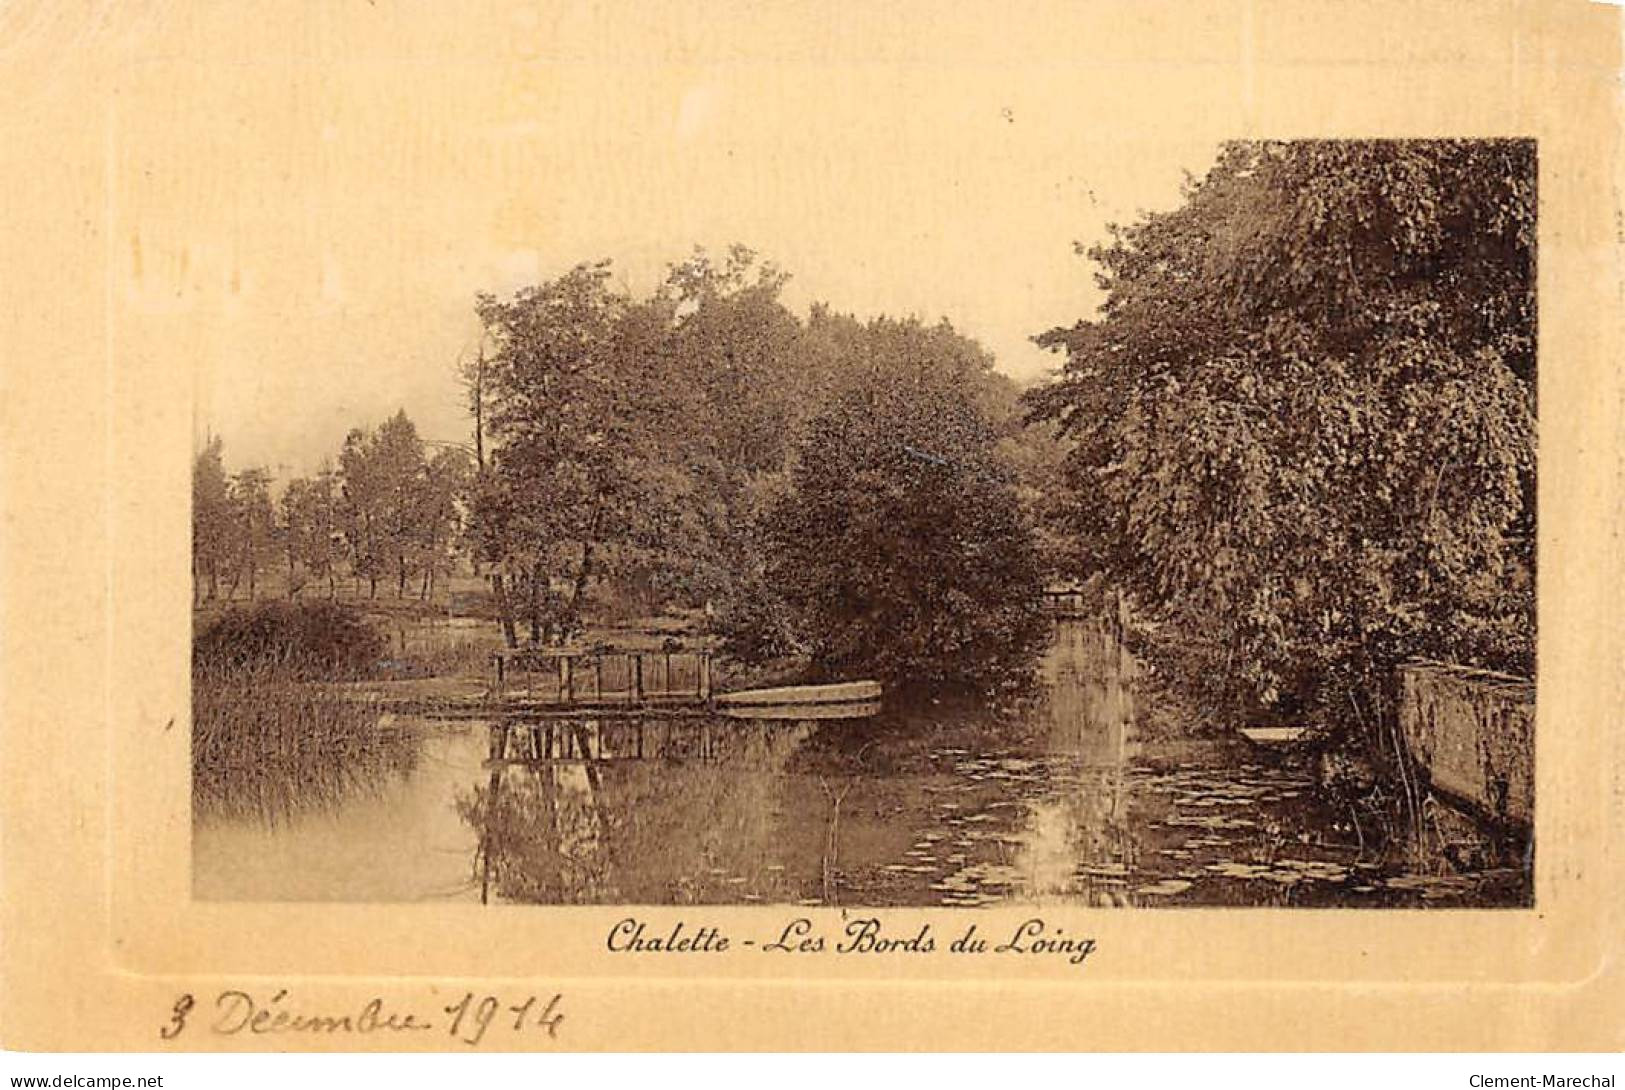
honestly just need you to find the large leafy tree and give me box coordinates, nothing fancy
[765,315,1049,693]
[662,245,804,477]
[650,248,810,614]
[337,411,440,599]
[474,263,694,644]
[279,465,345,599]
[1025,139,1536,737]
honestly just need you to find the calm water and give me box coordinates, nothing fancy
[193,621,1528,906]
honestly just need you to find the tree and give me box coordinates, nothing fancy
[648,247,810,614]
[474,263,696,644]
[1025,139,1536,741]
[192,436,233,603]
[457,344,490,578]
[338,411,430,599]
[410,447,474,601]
[227,467,276,602]
[763,316,1049,693]
[279,465,346,599]
[279,476,316,597]
[662,245,804,476]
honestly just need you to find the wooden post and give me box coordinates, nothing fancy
[698,651,712,701]
[594,657,603,700]
[631,654,642,704]
[560,656,574,705]
[575,721,601,793]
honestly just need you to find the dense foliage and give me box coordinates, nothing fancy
[192,413,473,605]
[763,316,1049,692]
[471,248,1047,691]
[192,600,386,679]
[1025,139,1536,737]
[194,244,1053,694]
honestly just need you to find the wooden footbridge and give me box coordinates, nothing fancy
[486,645,880,720]
[491,646,716,714]
[477,645,880,777]
[1041,587,1095,619]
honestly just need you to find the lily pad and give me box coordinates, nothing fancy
[1135,879,1194,896]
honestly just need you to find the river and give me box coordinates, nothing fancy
[193,619,1529,907]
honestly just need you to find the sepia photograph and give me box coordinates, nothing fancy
[188,137,1537,910]
[9,0,1623,1061]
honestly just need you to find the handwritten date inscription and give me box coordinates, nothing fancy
[159,989,563,1046]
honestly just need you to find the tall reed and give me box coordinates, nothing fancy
[192,661,417,823]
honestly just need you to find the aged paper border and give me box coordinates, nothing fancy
[2,0,1621,1051]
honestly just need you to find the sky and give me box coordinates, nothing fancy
[91,3,1232,478]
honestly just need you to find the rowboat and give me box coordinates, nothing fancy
[714,679,882,708]
[720,700,882,720]
[1237,725,1312,746]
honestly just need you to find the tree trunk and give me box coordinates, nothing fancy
[529,562,544,645]
[490,572,519,649]
[574,541,595,603]
[328,570,337,600]
[566,542,595,644]
[472,350,486,471]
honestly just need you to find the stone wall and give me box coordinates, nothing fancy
[1397,660,1535,826]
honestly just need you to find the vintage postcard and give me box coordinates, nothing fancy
[1,0,1621,1052]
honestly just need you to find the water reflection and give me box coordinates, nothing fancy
[461,721,821,905]
[194,619,1529,907]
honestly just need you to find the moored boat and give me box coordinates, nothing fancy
[714,679,882,707]
[1237,725,1312,746]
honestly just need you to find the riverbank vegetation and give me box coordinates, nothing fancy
[192,668,416,822]
[193,600,387,679]
[191,603,415,820]
[470,249,1050,693]
[192,142,1536,800]
[196,246,1054,697]
[1024,140,1536,769]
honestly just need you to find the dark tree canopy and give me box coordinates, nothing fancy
[468,250,1048,692]
[764,315,1049,693]
[1026,139,1535,727]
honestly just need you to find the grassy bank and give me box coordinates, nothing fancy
[192,663,420,822]
[192,602,420,821]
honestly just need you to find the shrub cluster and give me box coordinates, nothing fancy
[193,601,386,679]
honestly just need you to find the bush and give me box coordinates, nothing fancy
[714,570,803,667]
[193,601,386,679]
[764,332,1050,695]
